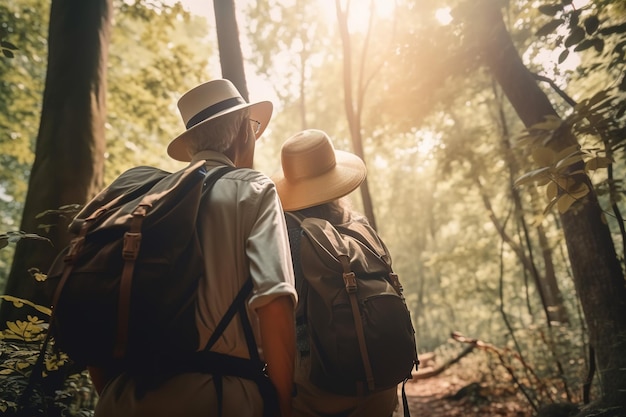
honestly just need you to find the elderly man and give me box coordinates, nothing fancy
[91,79,297,417]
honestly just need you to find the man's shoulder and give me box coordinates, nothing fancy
[214,168,276,194]
[222,167,275,187]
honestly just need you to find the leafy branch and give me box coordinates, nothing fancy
[0,232,51,250]
[0,26,18,58]
[513,90,618,218]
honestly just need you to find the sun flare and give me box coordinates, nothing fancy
[340,0,395,33]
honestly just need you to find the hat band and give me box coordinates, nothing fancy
[186,97,246,129]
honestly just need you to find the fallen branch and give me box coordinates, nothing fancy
[450,331,539,412]
[411,344,476,380]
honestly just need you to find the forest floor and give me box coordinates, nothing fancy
[393,370,532,417]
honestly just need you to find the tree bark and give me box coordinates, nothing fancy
[467,0,626,409]
[494,86,570,324]
[214,0,249,101]
[0,0,110,324]
[334,0,378,230]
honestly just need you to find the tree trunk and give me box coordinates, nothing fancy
[468,0,626,409]
[214,0,249,101]
[335,0,377,230]
[497,93,570,324]
[0,0,110,324]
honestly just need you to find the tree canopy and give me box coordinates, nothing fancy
[1,0,625,414]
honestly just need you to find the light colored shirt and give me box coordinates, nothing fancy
[94,151,297,417]
[192,150,298,358]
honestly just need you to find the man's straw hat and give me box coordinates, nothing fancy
[271,129,366,211]
[167,79,273,162]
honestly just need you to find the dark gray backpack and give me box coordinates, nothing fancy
[26,162,279,417]
[45,161,236,366]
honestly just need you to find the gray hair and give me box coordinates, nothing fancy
[184,109,250,157]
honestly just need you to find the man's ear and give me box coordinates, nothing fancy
[240,119,251,144]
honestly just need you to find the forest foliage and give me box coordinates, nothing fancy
[1,0,625,414]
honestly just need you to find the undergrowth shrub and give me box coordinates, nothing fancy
[0,298,97,416]
[0,231,97,416]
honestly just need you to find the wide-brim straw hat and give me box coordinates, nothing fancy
[167,79,273,162]
[271,129,366,211]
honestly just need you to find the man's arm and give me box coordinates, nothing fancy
[257,295,296,417]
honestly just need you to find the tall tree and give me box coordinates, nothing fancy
[0,0,112,324]
[334,0,381,230]
[214,0,248,99]
[464,0,626,411]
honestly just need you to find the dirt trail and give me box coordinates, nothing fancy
[393,372,531,417]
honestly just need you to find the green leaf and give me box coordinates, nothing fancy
[592,38,604,53]
[558,49,570,64]
[599,22,626,36]
[564,26,586,47]
[538,4,563,16]
[547,181,558,200]
[565,26,585,48]
[554,145,580,161]
[555,176,573,191]
[584,15,599,35]
[557,194,577,213]
[1,232,51,246]
[0,296,52,316]
[574,38,604,56]
[585,156,612,171]
[2,49,14,58]
[536,19,565,37]
[568,182,589,199]
[0,41,17,50]
[587,90,610,107]
[555,154,583,171]
[532,147,556,166]
[573,39,595,52]
[514,167,551,187]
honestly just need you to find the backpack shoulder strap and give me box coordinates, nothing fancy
[298,217,351,263]
[336,221,392,268]
[205,277,254,352]
[202,164,238,192]
[200,165,256,353]
[296,216,377,391]
[115,163,237,358]
[284,211,305,226]
[338,222,407,296]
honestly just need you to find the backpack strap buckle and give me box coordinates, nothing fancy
[389,273,404,294]
[123,232,142,260]
[343,272,357,293]
[338,255,357,293]
[64,236,85,264]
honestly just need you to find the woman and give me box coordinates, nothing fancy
[271,129,399,417]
